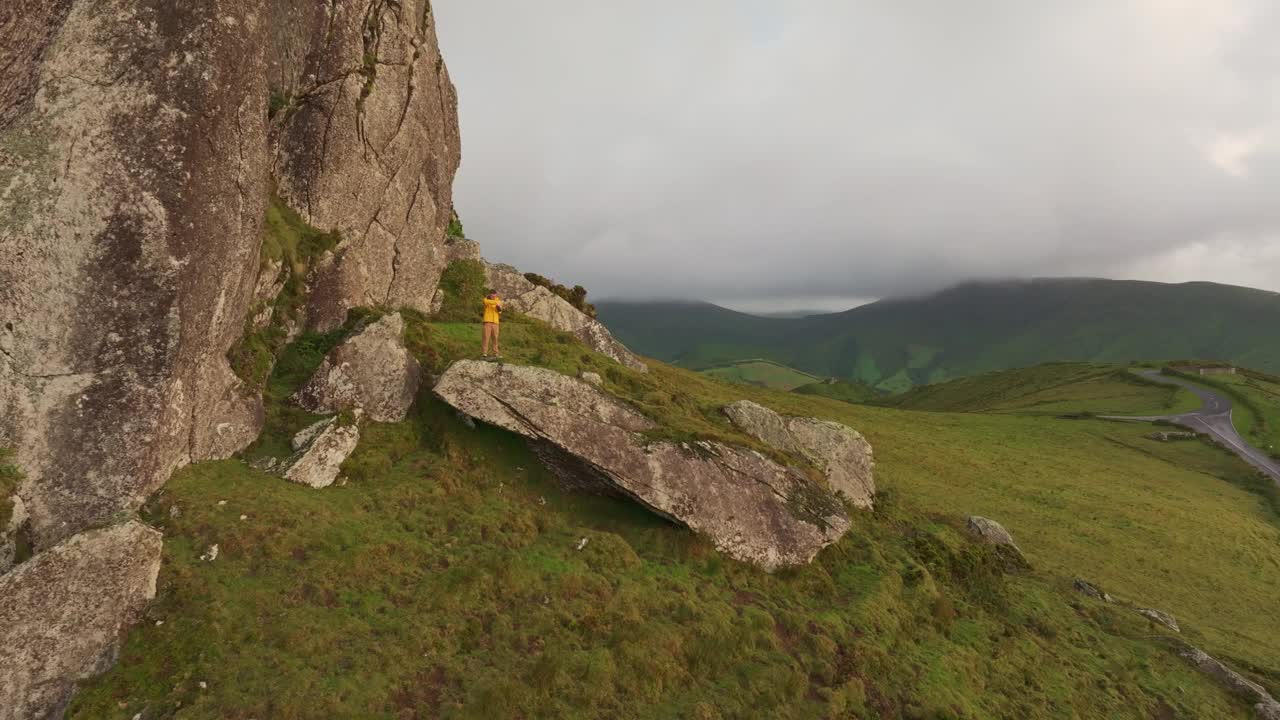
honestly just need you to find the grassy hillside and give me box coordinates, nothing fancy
[792,379,880,404]
[68,303,1280,718]
[700,359,825,391]
[874,362,1201,416]
[597,278,1280,390]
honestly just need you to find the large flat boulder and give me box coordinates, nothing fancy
[434,361,848,570]
[0,520,162,719]
[293,313,423,423]
[724,400,875,508]
[485,264,648,372]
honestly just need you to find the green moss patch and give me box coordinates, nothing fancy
[0,448,22,530]
[229,196,343,389]
[432,260,487,323]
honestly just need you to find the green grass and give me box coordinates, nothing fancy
[70,393,1256,719]
[228,196,342,388]
[1209,371,1280,457]
[875,363,1201,417]
[700,359,825,391]
[792,379,879,404]
[0,447,21,529]
[68,313,1280,718]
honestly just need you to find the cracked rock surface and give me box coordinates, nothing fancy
[434,360,849,570]
[1,0,459,550]
[724,400,875,508]
[293,313,423,423]
[272,0,462,332]
[1,0,271,548]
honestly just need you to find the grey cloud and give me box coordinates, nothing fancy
[435,1,1280,304]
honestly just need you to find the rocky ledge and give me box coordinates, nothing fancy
[433,361,848,569]
[484,264,648,372]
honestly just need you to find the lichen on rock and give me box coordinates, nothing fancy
[724,400,875,508]
[0,520,162,719]
[434,360,849,570]
[293,312,423,423]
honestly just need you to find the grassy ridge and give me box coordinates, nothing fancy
[69,318,1264,718]
[597,278,1280,390]
[872,362,1200,416]
[68,302,1280,717]
[700,359,825,391]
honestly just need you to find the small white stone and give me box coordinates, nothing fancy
[576,537,589,551]
[239,515,248,521]
[217,500,227,506]
[199,680,208,689]
[155,620,164,626]
[200,544,219,562]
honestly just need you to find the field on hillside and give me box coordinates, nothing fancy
[700,359,825,391]
[792,379,879,404]
[875,363,1201,416]
[69,309,1279,718]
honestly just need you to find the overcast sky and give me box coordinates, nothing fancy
[436,1,1280,311]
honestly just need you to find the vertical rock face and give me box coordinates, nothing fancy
[0,520,162,720]
[0,0,461,550]
[272,0,462,332]
[0,0,271,547]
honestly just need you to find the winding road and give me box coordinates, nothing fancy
[1109,371,1280,484]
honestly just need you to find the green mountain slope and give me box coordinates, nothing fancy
[597,279,1280,390]
[872,362,1201,416]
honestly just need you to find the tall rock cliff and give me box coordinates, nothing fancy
[0,0,460,550]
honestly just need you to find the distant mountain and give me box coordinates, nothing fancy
[597,279,1280,391]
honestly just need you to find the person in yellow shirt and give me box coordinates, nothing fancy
[481,290,503,358]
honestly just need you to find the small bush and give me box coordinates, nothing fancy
[446,210,465,239]
[522,272,597,318]
[0,447,22,528]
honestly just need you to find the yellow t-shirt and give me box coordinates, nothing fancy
[483,296,502,324]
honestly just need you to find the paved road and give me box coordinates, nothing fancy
[1108,371,1280,484]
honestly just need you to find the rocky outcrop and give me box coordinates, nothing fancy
[1167,641,1280,719]
[724,400,875,508]
[278,417,361,489]
[964,515,1029,567]
[293,313,423,422]
[0,520,162,719]
[272,0,461,332]
[0,0,459,550]
[1147,431,1198,442]
[1,0,273,548]
[434,361,848,570]
[1072,578,1114,603]
[1136,607,1180,632]
[484,264,648,372]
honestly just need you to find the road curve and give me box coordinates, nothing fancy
[1108,371,1280,485]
